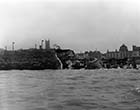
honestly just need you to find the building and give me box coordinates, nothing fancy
[132,45,140,57]
[119,44,128,52]
[105,44,132,59]
[76,51,103,60]
[45,39,50,49]
[76,53,88,60]
[133,45,140,51]
[85,51,103,60]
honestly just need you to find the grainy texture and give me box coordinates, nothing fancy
[0,69,140,110]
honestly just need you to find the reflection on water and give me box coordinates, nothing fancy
[0,69,140,110]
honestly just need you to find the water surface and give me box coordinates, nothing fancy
[0,69,140,110]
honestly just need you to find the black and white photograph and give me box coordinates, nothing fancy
[0,0,140,109]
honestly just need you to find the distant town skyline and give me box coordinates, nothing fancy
[1,0,140,52]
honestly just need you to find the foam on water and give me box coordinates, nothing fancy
[0,69,140,110]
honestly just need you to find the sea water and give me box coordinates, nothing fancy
[0,69,140,110]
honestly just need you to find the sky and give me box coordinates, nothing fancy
[0,0,140,53]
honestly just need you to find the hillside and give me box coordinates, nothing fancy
[0,49,60,70]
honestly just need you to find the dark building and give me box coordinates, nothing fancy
[132,45,140,57]
[133,45,140,51]
[76,51,103,60]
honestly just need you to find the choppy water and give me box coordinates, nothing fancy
[0,69,140,110]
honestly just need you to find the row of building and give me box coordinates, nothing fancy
[75,44,140,62]
[105,44,140,59]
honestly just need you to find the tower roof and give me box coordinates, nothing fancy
[119,44,128,52]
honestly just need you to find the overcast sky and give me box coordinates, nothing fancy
[0,0,140,52]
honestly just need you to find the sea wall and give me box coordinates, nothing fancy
[0,49,60,70]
